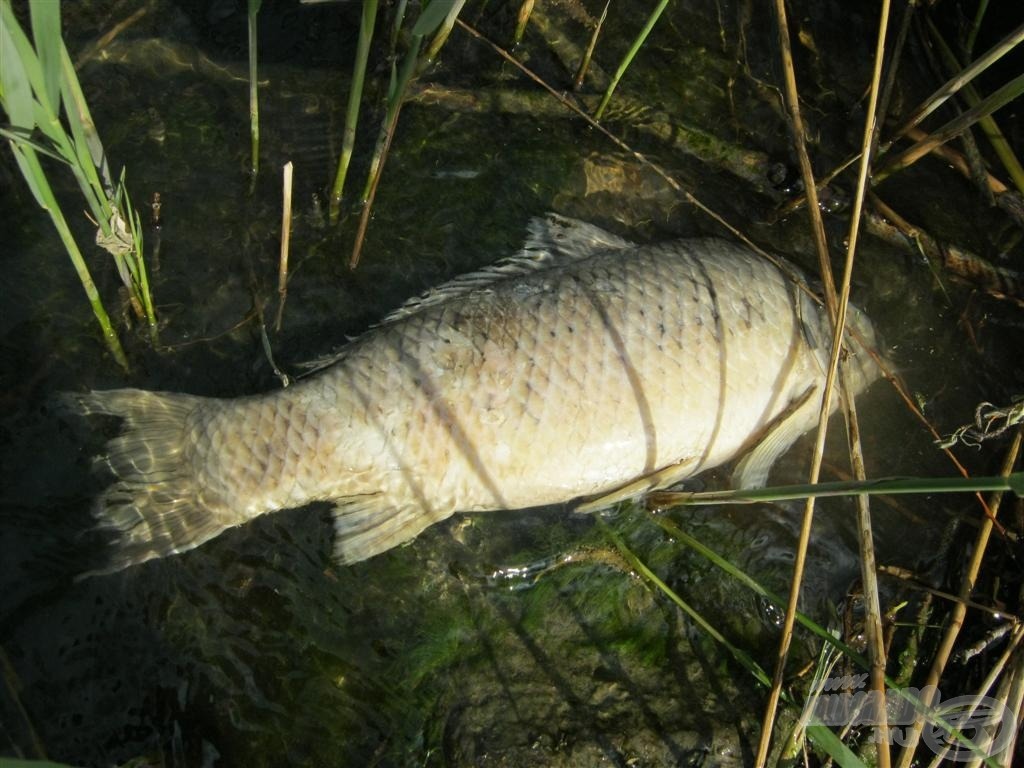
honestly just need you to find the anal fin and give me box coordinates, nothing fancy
[331,496,453,564]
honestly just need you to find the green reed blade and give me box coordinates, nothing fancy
[59,39,113,196]
[411,0,452,37]
[28,0,61,115]
[247,0,261,179]
[0,0,42,126]
[9,142,128,370]
[425,0,466,61]
[594,0,672,121]
[598,517,773,688]
[652,472,1022,506]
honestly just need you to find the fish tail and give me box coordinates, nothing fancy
[67,388,225,577]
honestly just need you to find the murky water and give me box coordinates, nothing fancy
[2,1,1022,766]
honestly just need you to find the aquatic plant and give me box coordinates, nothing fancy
[247,0,261,180]
[0,0,156,368]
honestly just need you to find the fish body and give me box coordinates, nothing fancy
[75,215,880,573]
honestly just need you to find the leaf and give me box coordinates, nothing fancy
[29,0,62,115]
[0,0,39,127]
[805,725,868,768]
[1009,471,1024,497]
[411,0,453,37]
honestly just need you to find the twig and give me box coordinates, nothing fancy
[274,161,293,332]
[756,0,844,759]
[895,427,1023,767]
[72,1,153,69]
[836,3,895,757]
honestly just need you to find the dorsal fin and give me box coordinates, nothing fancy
[378,213,636,325]
[297,214,636,378]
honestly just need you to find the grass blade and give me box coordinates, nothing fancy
[28,0,60,115]
[594,0,671,121]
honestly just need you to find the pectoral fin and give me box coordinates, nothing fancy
[574,456,699,514]
[732,385,821,489]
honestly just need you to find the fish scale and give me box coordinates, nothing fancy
[70,214,880,575]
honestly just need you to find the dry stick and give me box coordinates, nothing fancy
[274,161,293,332]
[876,72,1024,185]
[871,0,916,162]
[903,126,1008,195]
[891,19,1024,140]
[1000,641,1024,763]
[840,5,895,763]
[72,1,153,69]
[774,19,1024,221]
[755,0,844,761]
[350,98,403,270]
[895,427,1023,768]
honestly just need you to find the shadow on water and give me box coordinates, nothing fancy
[2,0,1023,765]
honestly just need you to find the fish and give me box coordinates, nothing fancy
[71,214,881,575]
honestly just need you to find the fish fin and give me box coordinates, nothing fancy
[330,497,453,564]
[379,213,636,326]
[574,456,699,513]
[65,389,226,578]
[732,386,820,489]
[522,212,637,258]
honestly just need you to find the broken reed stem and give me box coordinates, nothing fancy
[573,0,611,91]
[895,427,1022,768]
[247,0,261,179]
[274,161,293,332]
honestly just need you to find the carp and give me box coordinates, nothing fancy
[72,214,880,574]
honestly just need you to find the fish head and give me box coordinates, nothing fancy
[842,303,884,397]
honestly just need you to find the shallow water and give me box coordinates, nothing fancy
[2,1,1022,766]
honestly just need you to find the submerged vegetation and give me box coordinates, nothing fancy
[1,0,1023,766]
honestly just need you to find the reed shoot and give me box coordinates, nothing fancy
[593,0,671,121]
[248,0,262,180]
[328,0,377,225]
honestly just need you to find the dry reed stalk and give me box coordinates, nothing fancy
[895,428,1022,767]
[274,161,293,332]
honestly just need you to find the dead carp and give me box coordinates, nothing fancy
[72,214,880,574]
